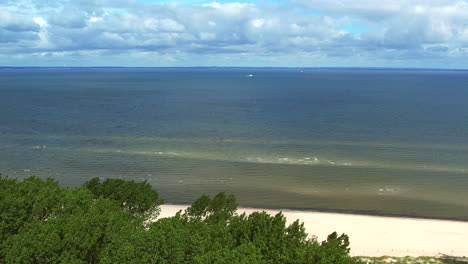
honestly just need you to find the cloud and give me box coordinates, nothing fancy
[0,9,40,46]
[290,0,468,21]
[0,9,39,32]
[292,0,468,48]
[0,0,468,67]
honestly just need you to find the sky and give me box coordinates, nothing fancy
[1,0,468,68]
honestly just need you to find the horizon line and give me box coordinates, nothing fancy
[1,66,468,71]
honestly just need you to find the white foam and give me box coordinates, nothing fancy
[83,147,466,174]
[32,145,46,150]
[378,187,398,194]
[243,155,352,167]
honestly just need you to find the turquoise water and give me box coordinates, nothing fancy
[1,68,468,220]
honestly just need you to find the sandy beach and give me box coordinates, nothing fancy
[159,204,468,257]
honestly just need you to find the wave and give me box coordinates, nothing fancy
[245,156,352,166]
[78,147,467,174]
[84,148,354,167]
[3,134,468,174]
[244,155,467,173]
[6,133,468,151]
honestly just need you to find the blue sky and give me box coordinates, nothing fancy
[1,0,468,68]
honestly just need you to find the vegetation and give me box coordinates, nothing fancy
[0,175,360,263]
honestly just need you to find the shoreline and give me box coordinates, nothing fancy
[160,202,468,223]
[158,204,468,257]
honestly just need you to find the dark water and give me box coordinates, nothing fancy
[1,67,468,220]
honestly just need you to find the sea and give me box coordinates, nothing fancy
[1,67,467,220]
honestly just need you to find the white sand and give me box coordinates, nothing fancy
[158,204,468,257]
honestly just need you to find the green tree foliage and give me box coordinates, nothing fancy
[183,192,237,224]
[83,177,162,216]
[193,243,262,264]
[0,176,67,243]
[2,194,136,264]
[1,175,358,264]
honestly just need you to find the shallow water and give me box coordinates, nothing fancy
[1,67,467,220]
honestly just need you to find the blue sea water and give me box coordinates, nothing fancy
[1,67,468,220]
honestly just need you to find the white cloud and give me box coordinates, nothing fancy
[33,17,47,27]
[1,0,468,67]
[32,17,51,48]
[89,17,103,23]
[293,0,468,48]
[251,19,265,28]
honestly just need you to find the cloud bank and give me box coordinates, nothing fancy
[1,0,468,67]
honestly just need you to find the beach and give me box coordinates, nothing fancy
[159,204,468,257]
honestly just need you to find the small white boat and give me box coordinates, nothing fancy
[246,74,253,77]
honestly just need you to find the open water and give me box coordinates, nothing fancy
[1,67,468,220]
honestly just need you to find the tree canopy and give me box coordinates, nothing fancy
[0,175,359,264]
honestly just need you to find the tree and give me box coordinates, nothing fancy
[0,176,67,243]
[193,243,262,264]
[183,192,237,225]
[83,177,162,217]
[2,191,138,264]
[304,232,355,264]
[1,176,357,264]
